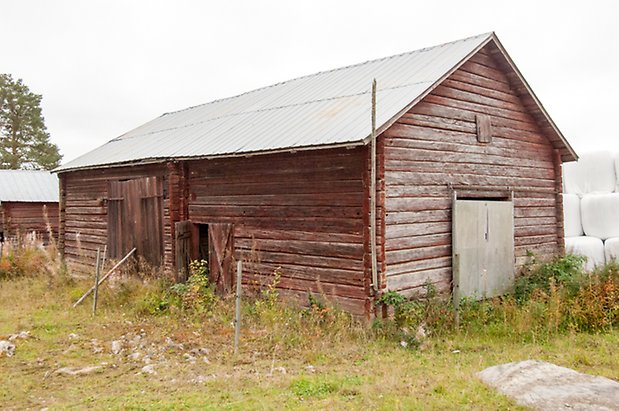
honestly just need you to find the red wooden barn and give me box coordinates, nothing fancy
[0,170,59,243]
[55,33,576,316]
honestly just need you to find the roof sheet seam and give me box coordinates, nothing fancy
[114,80,433,142]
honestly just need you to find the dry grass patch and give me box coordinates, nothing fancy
[0,252,617,409]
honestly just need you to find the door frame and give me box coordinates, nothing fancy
[451,187,514,306]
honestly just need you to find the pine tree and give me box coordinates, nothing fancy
[0,74,62,170]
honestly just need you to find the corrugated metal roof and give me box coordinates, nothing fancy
[56,32,576,172]
[0,170,59,203]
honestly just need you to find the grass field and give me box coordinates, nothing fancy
[1,269,617,410]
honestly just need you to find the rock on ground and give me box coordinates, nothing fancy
[478,360,619,411]
[111,340,123,355]
[54,366,102,376]
[0,340,16,357]
[141,364,156,375]
[8,331,30,341]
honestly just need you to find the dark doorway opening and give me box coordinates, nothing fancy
[197,224,209,262]
[194,223,235,295]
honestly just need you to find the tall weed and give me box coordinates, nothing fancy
[514,253,586,301]
[0,234,64,281]
[135,259,218,317]
[378,255,618,344]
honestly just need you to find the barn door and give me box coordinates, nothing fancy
[452,200,514,303]
[175,220,193,282]
[208,223,235,295]
[108,177,163,266]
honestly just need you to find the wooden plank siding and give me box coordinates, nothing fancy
[0,202,59,242]
[59,164,173,274]
[381,45,560,296]
[187,147,369,316]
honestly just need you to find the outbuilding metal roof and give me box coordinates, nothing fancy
[56,32,576,172]
[0,170,59,203]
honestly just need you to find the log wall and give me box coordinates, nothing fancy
[382,45,560,296]
[59,164,172,274]
[0,202,59,242]
[187,147,368,315]
[57,44,567,313]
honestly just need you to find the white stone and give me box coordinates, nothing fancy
[141,364,156,375]
[8,331,30,341]
[128,352,142,361]
[54,366,102,376]
[0,340,16,357]
[189,347,209,356]
[478,360,619,410]
[129,335,142,346]
[415,323,427,340]
[165,336,184,351]
[111,340,123,355]
[192,375,208,384]
[91,339,103,353]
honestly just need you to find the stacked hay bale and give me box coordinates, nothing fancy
[562,152,619,270]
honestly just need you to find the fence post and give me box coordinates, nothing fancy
[92,248,101,315]
[234,260,242,354]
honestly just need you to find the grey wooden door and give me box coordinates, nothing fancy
[453,200,514,303]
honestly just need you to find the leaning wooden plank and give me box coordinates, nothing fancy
[72,247,136,308]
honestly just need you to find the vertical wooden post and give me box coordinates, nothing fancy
[553,149,566,255]
[370,79,378,293]
[234,259,242,354]
[92,248,101,315]
[450,187,460,328]
[58,175,66,261]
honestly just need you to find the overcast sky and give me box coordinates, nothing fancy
[3,0,618,163]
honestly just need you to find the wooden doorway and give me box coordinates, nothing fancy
[175,220,193,282]
[452,199,514,303]
[194,223,235,295]
[107,177,163,266]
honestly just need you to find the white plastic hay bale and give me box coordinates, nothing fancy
[562,151,616,196]
[564,236,605,272]
[604,237,619,263]
[562,193,583,237]
[580,193,619,240]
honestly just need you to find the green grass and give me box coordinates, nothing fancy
[1,273,617,410]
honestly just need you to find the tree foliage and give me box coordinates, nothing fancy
[0,74,62,170]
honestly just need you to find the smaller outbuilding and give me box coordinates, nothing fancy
[0,170,59,243]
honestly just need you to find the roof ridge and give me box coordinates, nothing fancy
[160,32,493,118]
